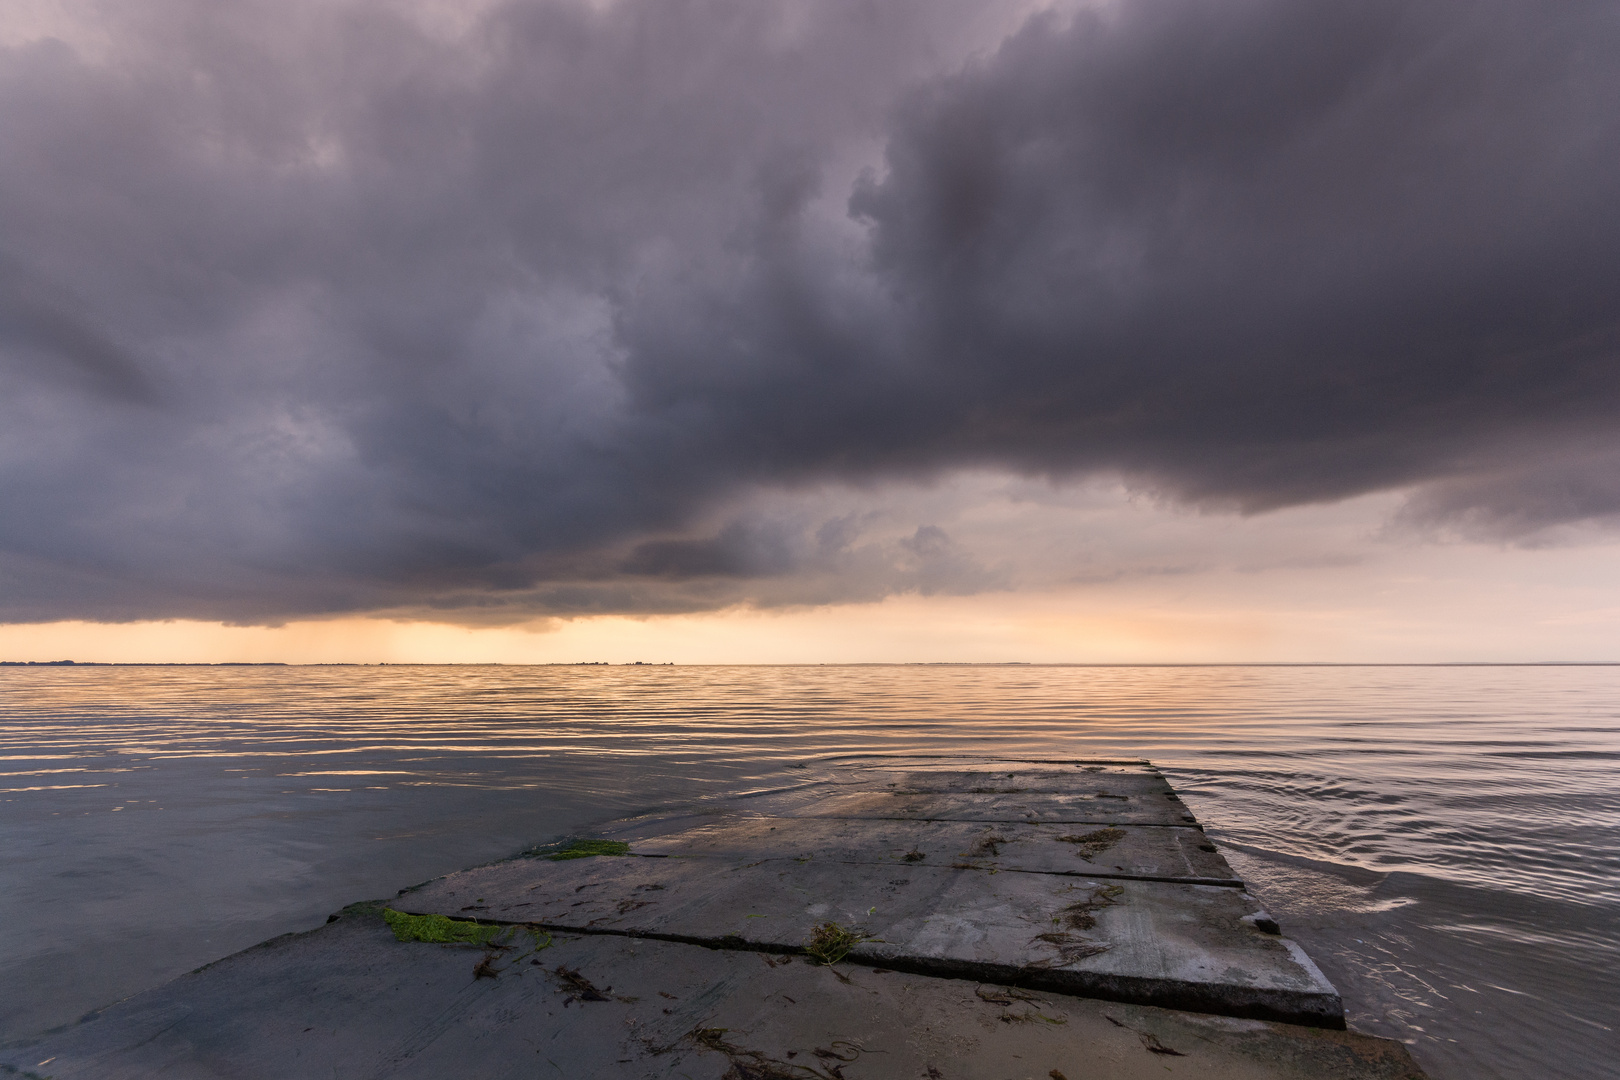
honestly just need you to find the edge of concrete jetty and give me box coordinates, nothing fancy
[0,756,1430,1080]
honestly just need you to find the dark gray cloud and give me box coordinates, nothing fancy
[1,0,1617,623]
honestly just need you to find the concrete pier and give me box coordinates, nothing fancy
[0,757,1427,1079]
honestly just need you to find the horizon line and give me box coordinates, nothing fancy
[3,660,1618,668]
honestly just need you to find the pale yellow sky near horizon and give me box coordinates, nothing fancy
[3,531,1616,664]
[4,474,1619,664]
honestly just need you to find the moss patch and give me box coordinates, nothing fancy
[531,838,632,861]
[383,909,507,945]
[383,909,554,979]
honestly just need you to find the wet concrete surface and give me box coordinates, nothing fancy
[0,756,1427,1078]
[396,850,1339,1024]
[0,916,1423,1080]
[610,813,1240,883]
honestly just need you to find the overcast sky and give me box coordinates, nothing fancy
[2,0,1618,660]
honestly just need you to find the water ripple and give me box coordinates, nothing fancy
[1,664,1616,1078]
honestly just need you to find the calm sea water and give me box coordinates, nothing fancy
[1,664,1616,1078]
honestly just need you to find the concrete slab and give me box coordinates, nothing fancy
[792,758,1163,788]
[0,907,1424,1080]
[3,756,1414,1078]
[842,764,1177,796]
[610,816,1241,885]
[735,786,1198,826]
[815,755,1154,769]
[394,852,1341,1025]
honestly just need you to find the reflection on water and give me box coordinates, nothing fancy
[1,664,1616,1078]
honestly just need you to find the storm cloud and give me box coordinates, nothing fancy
[1,0,1617,623]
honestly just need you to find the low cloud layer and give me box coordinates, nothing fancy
[2,0,1618,623]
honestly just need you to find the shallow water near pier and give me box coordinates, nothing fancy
[2,664,1616,1079]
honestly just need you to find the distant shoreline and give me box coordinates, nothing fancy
[2,660,1618,668]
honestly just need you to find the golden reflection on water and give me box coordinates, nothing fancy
[4,663,1617,899]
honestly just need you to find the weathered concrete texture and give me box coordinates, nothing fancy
[778,759,1160,791]
[735,785,1198,826]
[611,816,1240,885]
[1,756,1424,1078]
[395,849,1340,1025]
[0,909,1425,1080]
[842,762,1174,795]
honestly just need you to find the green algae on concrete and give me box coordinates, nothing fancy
[532,838,632,861]
[381,907,554,982]
[394,838,1345,1026]
[0,758,1430,1078]
[382,908,507,946]
[0,918,1427,1079]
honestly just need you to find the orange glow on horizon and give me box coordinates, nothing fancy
[1,560,1617,666]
